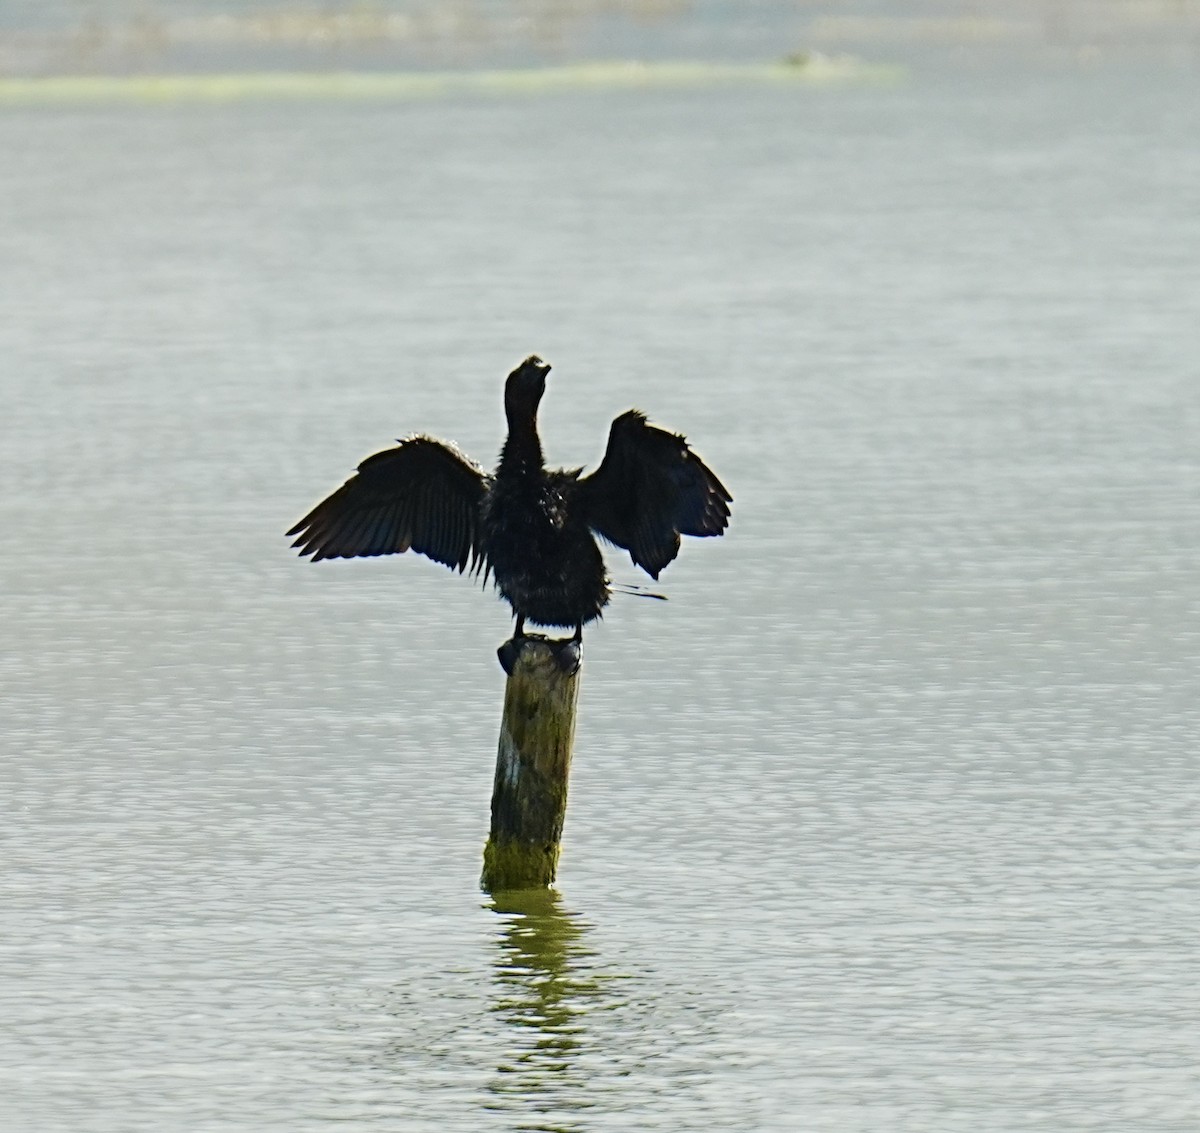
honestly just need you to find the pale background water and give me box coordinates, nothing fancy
[2,37,1199,1133]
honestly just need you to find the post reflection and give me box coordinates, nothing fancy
[484,889,608,1132]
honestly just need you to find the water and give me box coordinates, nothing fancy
[3,60,1199,1132]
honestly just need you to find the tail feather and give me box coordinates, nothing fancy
[612,583,668,601]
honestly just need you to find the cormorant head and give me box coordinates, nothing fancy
[505,355,551,416]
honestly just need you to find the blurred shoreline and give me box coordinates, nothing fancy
[0,1,1195,79]
[0,58,907,105]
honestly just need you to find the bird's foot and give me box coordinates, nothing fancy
[551,638,582,676]
[497,638,522,676]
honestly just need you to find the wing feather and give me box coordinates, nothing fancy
[287,435,488,574]
[577,410,731,579]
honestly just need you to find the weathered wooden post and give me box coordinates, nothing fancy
[481,636,582,892]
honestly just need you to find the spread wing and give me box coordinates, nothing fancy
[286,435,488,574]
[577,410,731,579]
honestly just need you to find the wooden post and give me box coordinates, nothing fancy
[481,635,581,892]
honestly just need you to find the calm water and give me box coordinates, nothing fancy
[3,61,1199,1132]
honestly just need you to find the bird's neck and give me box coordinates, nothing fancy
[500,404,545,475]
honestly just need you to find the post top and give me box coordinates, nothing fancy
[498,634,582,677]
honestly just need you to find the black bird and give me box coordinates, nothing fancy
[287,356,731,654]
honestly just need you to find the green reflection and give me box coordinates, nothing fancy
[485,889,608,1133]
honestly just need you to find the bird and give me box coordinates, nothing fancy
[287,356,731,663]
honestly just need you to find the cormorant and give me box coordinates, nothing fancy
[287,356,731,657]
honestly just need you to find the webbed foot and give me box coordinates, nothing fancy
[551,638,582,676]
[497,638,523,676]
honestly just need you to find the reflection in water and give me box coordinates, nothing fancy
[485,890,613,1133]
